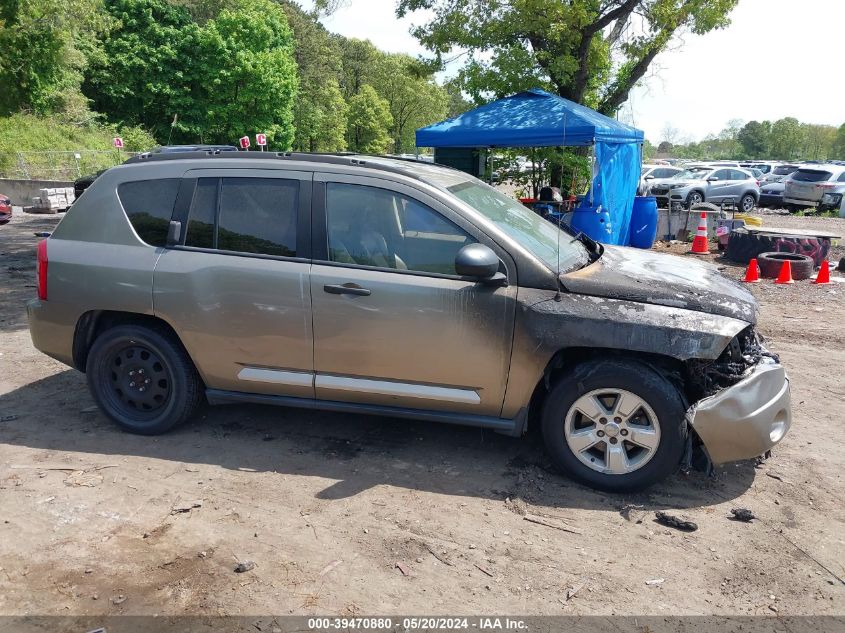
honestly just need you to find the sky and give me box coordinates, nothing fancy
[302,0,845,144]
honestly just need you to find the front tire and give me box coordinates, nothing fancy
[686,191,704,208]
[86,324,203,435]
[541,359,687,492]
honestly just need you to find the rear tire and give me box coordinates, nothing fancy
[86,324,203,434]
[541,359,687,492]
[739,193,756,213]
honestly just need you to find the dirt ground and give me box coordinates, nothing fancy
[1,207,844,617]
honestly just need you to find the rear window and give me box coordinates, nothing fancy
[773,165,797,176]
[183,177,299,257]
[792,169,832,182]
[118,179,180,246]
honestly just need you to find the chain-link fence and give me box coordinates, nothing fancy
[0,150,140,181]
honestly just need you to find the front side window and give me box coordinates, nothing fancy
[183,177,299,257]
[118,178,180,246]
[730,170,750,181]
[325,183,474,275]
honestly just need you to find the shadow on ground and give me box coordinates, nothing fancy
[0,369,756,512]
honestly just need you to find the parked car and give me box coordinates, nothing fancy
[817,179,845,217]
[0,193,11,225]
[758,182,785,208]
[27,152,791,492]
[783,164,845,211]
[739,162,777,175]
[760,164,800,184]
[647,167,760,211]
[639,164,682,195]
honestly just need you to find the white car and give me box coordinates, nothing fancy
[640,164,682,195]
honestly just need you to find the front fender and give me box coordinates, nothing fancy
[500,288,750,419]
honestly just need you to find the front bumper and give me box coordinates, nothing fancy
[687,358,791,465]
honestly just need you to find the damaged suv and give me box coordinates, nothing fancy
[27,153,791,492]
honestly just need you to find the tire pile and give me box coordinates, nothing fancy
[726,227,830,269]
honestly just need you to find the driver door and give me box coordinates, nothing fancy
[309,174,516,416]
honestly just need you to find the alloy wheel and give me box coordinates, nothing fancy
[564,389,661,475]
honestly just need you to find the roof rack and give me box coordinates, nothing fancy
[121,150,451,183]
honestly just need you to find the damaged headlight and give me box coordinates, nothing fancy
[687,327,778,400]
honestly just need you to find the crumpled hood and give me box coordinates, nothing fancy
[560,245,758,323]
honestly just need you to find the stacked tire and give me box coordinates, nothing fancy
[726,228,830,267]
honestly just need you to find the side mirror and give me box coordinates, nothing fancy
[707,176,719,182]
[644,175,654,180]
[455,243,506,285]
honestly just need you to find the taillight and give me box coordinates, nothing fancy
[817,183,836,189]
[36,239,48,300]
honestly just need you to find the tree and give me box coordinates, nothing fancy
[0,0,107,117]
[737,120,771,158]
[801,123,836,161]
[347,85,393,153]
[372,54,447,153]
[769,117,805,160]
[84,0,198,139]
[443,77,471,118]
[660,124,682,146]
[336,37,382,99]
[397,0,739,114]
[293,78,348,152]
[181,0,298,147]
[278,1,347,151]
[85,0,298,147]
[833,124,845,160]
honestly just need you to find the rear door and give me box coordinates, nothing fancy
[153,169,315,398]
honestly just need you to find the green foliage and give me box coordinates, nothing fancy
[0,0,108,118]
[664,117,841,161]
[736,120,771,157]
[0,113,156,178]
[834,124,845,160]
[398,0,739,114]
[347,85,393,153]
[372,54,448,153]
[187,0,299,148]
[84,0,298,147]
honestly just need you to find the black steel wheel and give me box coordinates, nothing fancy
[86,324,203,434]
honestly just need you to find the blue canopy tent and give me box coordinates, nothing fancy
[415,89,645,246]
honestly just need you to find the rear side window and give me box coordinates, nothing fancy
[118,179,180,246]
[838,173,845,183]
[792,169,832,182]
[183,177,299,257]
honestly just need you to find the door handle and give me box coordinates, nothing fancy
[323,283,371,296]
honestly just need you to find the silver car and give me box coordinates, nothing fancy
[27,152,791,492]
[639,164,682,195]
[760,164,800,184]
[648,167,760,211]
[783,164,845,211]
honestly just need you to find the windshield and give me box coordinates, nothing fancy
[675,169,709,180]
[445,181,590,273]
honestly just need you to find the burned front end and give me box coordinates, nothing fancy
[684,326,791,465]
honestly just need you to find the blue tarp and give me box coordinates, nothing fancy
[415,89,643,147]
[415,89,644,246]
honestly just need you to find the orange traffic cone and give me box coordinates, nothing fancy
[690,212,709,254]
[813,260,831,285]
[774,260,794,285]
[742,258,760,283]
